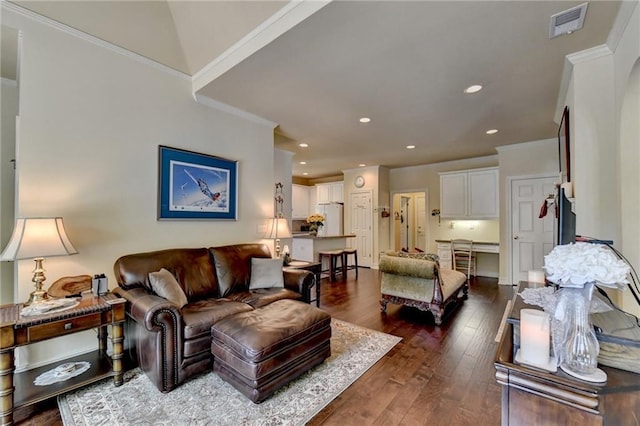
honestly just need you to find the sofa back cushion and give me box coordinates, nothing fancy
[114,248,219,301]
[209,243,271,297]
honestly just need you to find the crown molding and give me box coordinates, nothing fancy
[1,1,190,81]
[555,44,613,122]
[192,0,331,96]
[193,93,277,129]
[495,138,556,153]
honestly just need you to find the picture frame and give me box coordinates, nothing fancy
[158,145,238,220]
[558,106,571,183]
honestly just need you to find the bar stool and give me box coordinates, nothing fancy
[342,248,358,278]
[318,250,344,282]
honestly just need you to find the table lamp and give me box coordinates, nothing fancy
[265,217,292,258]
[0,217,78,305]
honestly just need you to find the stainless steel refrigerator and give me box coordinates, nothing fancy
[315,203,344,236]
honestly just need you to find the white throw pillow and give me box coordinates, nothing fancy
[148,268,189,308]
[249,258,284,290]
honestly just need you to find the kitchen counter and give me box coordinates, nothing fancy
[292,234,355,263]
[436,239,499,245]
[436,240,500,278]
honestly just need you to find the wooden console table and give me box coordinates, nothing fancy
[0,293,125,425]
[494,282,640,425]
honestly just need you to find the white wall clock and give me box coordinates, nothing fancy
[354,176,365,188]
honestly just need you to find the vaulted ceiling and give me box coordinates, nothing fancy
[5,1,622,178]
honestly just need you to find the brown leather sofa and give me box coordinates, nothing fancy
[113,243,315,393]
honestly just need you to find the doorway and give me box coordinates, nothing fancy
[391,190,428,252]
[349,190,373,267]
[509,175,557,284]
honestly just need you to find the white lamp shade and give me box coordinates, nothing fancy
[265,217,292,239]
[0,217,78,261]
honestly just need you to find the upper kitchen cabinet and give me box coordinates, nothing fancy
[292,184,311,219]
[316,182,343,204]
[439,167,499,219]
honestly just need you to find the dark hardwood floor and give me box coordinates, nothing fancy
[16,268,513,425]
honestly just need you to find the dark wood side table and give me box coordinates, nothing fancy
[0,293,125,425]
[284,260,322,307]
[494,281,640,425]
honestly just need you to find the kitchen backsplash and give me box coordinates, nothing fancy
[430,219,500,247]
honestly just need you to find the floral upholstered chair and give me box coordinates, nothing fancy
[379,251,467,325]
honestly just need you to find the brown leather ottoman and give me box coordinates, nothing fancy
[211,299,331,403]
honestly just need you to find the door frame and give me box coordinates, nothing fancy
[506,173,558,285]
[390,188,429,253]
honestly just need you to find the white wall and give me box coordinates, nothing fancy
[3,8,278,369]
[613,2,640,317]
[1,78,18,304]
[563,2,639,316]
[496,138,559,283]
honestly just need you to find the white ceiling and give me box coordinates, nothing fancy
[6,1,622,178]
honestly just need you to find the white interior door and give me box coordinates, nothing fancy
[350,191,372,267]
[400,196,410,251]
[415,194,426,251]
[511,176,557,284]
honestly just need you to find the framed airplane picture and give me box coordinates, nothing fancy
[158,145,238,220]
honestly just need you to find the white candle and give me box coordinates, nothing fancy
[528,270,545,284]
[520,308,550,366]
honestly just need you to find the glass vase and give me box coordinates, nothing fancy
[560,282,600,375]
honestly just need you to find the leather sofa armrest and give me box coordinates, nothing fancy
[113,286,184,392]
[283,269,314,303]
[114,286,183,331]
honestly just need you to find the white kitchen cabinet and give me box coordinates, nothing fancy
[468,168,499,218]
[292,184,311,219]
[439,167,498,219]
[316,182,344,204]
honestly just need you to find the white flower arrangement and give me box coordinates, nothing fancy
[544,242,630,288]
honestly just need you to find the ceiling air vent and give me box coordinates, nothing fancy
[549,2,589,38]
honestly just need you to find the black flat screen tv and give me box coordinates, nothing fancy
[557,187,576,245]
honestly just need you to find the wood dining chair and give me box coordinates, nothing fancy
[451,239,476,281]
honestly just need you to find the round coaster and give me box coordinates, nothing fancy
[560,364,608,383]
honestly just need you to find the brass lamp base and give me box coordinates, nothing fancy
[23,257,49,306]
[24,289,50,306]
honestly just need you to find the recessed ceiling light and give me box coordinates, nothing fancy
[359,117,371,123]
[299,161,307,165]
[299,143,308,148]
[464,84,483,94]
[359,164,366,167]
[486,129,499,135]
[303,172,308,176]
[406,145,416,149]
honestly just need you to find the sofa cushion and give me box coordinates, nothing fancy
[249,258,284,290]
[181,299,254,340]
[440,269,467,300]
[210,244,272,297]
[227,288,302,309]
[148,268,189,308]
[114,247,219,301]
[398,251,440,262]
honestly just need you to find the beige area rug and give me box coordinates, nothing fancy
[58,319,402,426]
